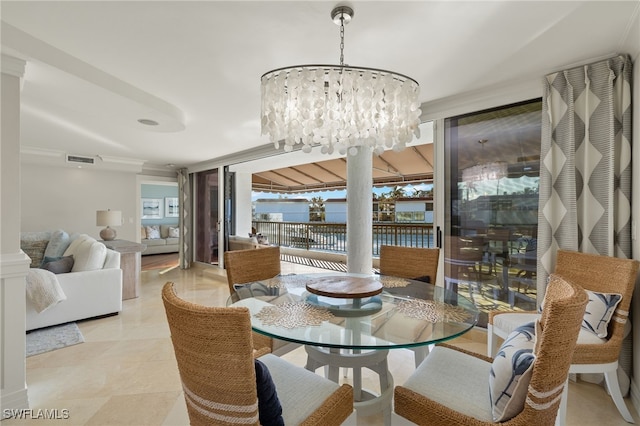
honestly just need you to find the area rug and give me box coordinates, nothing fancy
[26,322,84,357]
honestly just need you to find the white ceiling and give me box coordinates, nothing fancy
[2,1,639,174]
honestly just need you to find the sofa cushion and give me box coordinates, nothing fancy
[165,237,179,245]
[145,225,161,239]
[168,226,180,238]
[43,229,71,258]
[22,239,50,268]
[143,238,167,247]
[140,226,147,239]
[40,255,75,274]
[64,235,107,272]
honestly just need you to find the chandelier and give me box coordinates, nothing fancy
[261,6,422,156]
[462,139,508,182]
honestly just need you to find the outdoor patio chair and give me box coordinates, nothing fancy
[487,250,640,424]
[394,273,588,425]
[162,282,354,426]
[379,245,440,367]
[223,246,299,356]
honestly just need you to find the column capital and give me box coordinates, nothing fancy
[1,55,26,78]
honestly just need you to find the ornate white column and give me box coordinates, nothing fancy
[1,54,30,417]
[346,147,373,274]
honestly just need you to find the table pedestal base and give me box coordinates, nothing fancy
[305,346,393,425]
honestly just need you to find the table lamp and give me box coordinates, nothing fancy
[96,209,122,241]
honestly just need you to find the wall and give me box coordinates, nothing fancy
[20,163,139,241]
[140,183,179,227]
[254,199,309,222]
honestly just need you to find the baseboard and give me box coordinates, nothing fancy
[1,388,29,419]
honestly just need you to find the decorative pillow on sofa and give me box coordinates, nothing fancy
[489,321,536,422]
[21,239,49,268]
[168,226,180,238]
[40,255,74,274]
[145,225,161,239]
[582,290,622,338]
[43,229,71,258]
[255,359,284,426]
[141,226,147,239]
[63,234,107,272]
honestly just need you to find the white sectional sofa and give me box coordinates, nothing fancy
[21,230,123,331]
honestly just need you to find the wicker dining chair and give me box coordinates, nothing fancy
[379,245,440,367]
[487,250,640,424]
[224,246,299,355]
[224,246,281,295]
[394,273,588,426]
[162,282,353,426]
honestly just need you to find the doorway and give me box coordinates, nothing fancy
[195,169,220,264]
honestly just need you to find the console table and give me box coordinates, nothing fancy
[100,239,146,300]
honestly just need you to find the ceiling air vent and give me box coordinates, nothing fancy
[66,154,95,165]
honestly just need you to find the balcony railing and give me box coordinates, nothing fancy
[252,221,434,256]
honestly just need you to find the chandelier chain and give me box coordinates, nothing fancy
[339,14,345,66]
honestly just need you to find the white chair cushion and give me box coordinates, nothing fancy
[493,312,540,337]
[576,328,607,345]
[64,234,107,272]
[402,345,493,422]
[582,290,622,338]
[258,353,344,425]
[490,322,536,422]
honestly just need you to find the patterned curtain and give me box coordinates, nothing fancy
[537,54,633,392]
[178,168,193,270]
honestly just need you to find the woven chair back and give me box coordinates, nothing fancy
[379,245,440,283]
[162,282,260,426]
[224,246,281,295]
[517,273,588,425]
[555,249,639,364]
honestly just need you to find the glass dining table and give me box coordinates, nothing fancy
[226,272,479,424]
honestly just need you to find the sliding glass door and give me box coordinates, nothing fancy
[443,99,542,327]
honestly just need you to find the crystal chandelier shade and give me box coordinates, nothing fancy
[461,138,508,183]
[462,162,509,182]
[260,6,421,156]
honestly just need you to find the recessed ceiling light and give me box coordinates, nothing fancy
[138,118,159,126]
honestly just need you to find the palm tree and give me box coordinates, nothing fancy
[309,196,325,222]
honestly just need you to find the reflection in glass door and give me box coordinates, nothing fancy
[195,169,219,265]
[443,99,542,327]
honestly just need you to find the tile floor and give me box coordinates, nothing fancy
[7,262,638,425]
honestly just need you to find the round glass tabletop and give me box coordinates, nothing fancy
[227,273,479,350]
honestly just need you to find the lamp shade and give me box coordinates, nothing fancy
[96,210,122,227]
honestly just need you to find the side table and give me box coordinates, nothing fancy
[100,239,146,300]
